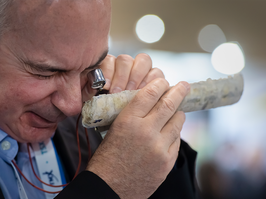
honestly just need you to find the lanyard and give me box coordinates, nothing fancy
[10,162,28,199]
[31,139,62,199]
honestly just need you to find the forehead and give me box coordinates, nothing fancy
[5,0,111,68]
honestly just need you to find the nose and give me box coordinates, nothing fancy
[51,76,83,116]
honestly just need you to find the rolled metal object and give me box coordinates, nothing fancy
[82,73,244,128]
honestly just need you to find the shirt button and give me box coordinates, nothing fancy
[1,140,11,150]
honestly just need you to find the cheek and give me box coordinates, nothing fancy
[7,77,55,105]
[0,78,43,120]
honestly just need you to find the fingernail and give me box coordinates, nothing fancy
[126,81,136,90]
[180,81,190,92]
[111,87,122,94]
[103,79,111,90]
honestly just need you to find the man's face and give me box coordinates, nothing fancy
[0,0,111,143]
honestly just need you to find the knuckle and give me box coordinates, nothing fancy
[144,84,161,99]
[150,78,169,89]
[153,142,165,158]
[105,54,116,60]
[178,82,189,97]
[162,98,176,113]
[136,53,152,62]
[179,111,186,123]
[116,54,134,64]
[101,54,116,66]
[179,88,187,98]
[172,123,182,136]
[151,68,165,78]
[158,78,169,87]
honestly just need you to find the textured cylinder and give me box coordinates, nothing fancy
[82,73,244,128]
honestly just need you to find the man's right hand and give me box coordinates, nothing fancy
[86,78,190,199]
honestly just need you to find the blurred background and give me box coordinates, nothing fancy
[109,0,266,198]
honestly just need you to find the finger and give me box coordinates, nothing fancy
[138,68,165,89]
[125,53,152,90]
[100,54,116,90]
[147,81,190,130]
[167,137,181,169]
[121,78,169,118]
[161,111,185,150]
[109,54,134,93]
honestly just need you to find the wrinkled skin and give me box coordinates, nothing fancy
[88,79,189,198]
[0,0,111,143]
[0,0,190,198]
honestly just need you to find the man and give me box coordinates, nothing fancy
[0,0,198,198]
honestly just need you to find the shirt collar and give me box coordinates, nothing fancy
[0,129,19,163]
[0,129,8,142]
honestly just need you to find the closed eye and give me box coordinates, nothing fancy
[23,61,66,80]
[35,74,55,80]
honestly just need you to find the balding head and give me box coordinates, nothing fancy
[0,0,111,39]
[0,0,111,143]
[0,0,13,36]
[1,0,111,65]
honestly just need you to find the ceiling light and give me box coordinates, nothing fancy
[136,14,165,44]
[198,24,227,53]
[211,42,245,75]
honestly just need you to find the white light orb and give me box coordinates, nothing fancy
[198,24,227,53]
[136,14,165,43]
[211,42,245,75]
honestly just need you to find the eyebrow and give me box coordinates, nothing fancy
[86,49,109,70]
[24,61,68,73]
[24,49,109,73]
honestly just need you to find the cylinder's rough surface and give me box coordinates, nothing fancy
[82,73,244,128]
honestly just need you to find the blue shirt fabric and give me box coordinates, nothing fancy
[0,129,21,199]
[0,129,65,199]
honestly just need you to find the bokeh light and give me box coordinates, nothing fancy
[198,24,227,53]
[136,14,165,43]
[211,42,245,75]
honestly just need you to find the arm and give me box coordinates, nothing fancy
[55,171,120,199]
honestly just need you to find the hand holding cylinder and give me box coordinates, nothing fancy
[82,73,244,128]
